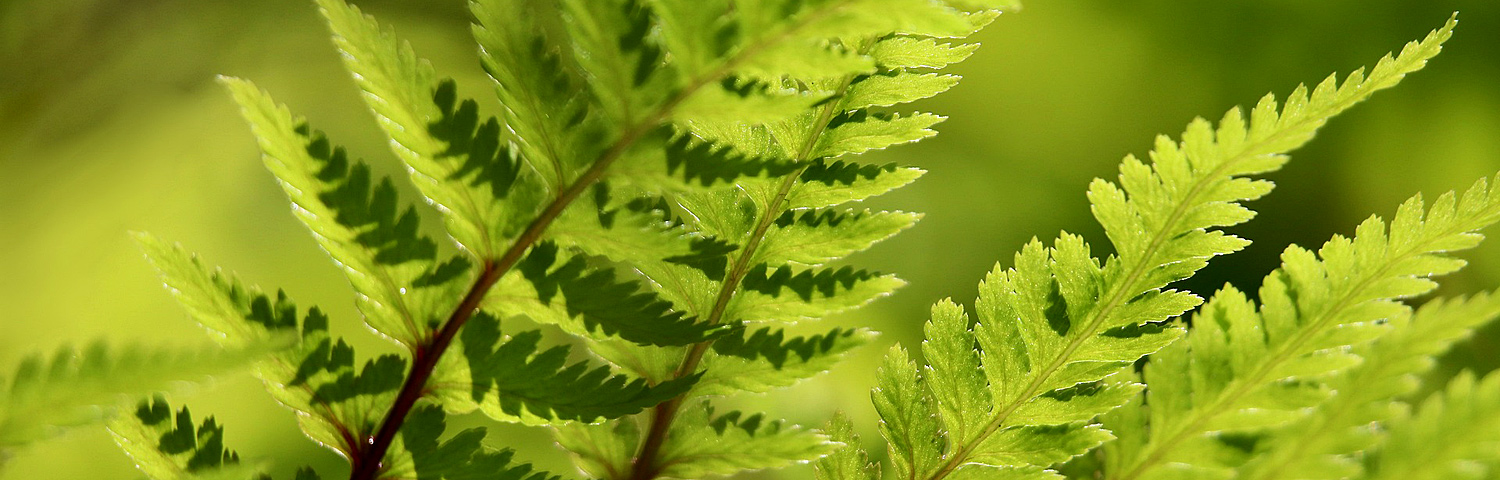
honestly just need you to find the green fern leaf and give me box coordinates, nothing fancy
[815,412,880,480]
[1237,291,1500,480]
[813,111,945,158]
[138,233,394,459]
[427,312,697,425]
[789,160,926,209]
[318,0,544,258]
[108,396,266,480]
[0,342,264,451]
[557,0,674,126]
[655,402,833,478]
[555,418,640,480]
[612,132,801,194]
[1106,168,1500,480]
[220,78,471,347]
[695,327,875,396]
[754,208,921,267]
[471,0,606,189]
[1363,371,1500,480]
[553,1,994,477]
[875,15,1457,480]
[482,242,727,346]
[730,265,905,322]
[875,345,947,479]
[381,405,558,480]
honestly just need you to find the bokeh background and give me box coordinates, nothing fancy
[3,1,1498,478]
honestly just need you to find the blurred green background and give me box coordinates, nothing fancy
[3,1,1498,478]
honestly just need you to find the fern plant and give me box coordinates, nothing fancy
[3,2,1499,480]
[819,13,1500,480]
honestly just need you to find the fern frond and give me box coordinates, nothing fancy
[654,402,834,478]
[790,159,926,209]
[481,242,727,346]
[695,326,876,396]
[426,312,696,425]
[220,78,472,347]
[1104,170,1500,480]
[815,412,880,480]
[755,208,921,267]
[875,15,1457,480]
[471,0,606,189]
[139,233,392,459]
[318,0,545,258]
[108,396,267,480]
[558,402,833,479]
[1236,291,1500,480]
[381,405,558,480]
[143,234,688,449]
[0,341,264,451]
[612,132,801,194]
[1363,371,1500,480]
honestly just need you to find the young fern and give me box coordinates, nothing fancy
[823,15,1466,480]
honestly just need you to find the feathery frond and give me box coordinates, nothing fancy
[871,15,1458,480]
[1104,167,1500,480]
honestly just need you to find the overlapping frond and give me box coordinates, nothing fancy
[0,341,263,451]
[869,16,1457,480]
[1364,371,1500,480]
[1103,168,1500,480]
[1236,292,1500,480]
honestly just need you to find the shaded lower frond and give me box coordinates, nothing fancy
[139,235,405,459]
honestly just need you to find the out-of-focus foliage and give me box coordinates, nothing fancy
[2,1,1498,478]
